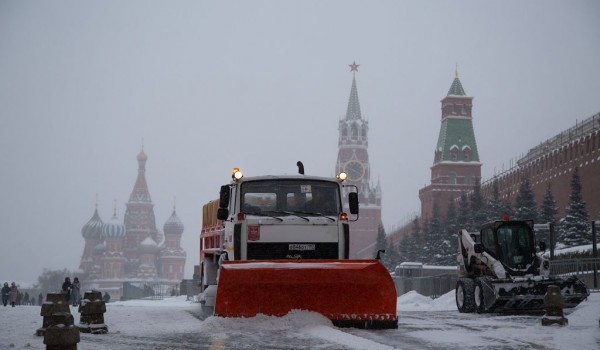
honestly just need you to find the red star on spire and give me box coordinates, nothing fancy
[349,61,359,72]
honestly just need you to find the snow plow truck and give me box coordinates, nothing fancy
[456,218,589,313]
[198,163,398,329]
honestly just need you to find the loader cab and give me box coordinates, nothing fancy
[481,220,535,270]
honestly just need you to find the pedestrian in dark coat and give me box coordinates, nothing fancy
[23,292,30,306]
[38,292,43,306]
[61,277,72,303]
[9,282,18,307]
[71,277,81,306]
[1,282,10,306]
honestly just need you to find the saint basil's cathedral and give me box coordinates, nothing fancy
[79,148,186,301]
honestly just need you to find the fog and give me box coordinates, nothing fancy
[1,0,599,284]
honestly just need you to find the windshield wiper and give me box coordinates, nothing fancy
[294,211,336,222]
[245,212,283,221]
[264,211,309,222]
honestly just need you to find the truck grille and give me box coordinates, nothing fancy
[247,243,338,260]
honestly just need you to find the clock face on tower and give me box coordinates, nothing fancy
[344,160,365,181]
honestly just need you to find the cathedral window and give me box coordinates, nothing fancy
[450,146,459,160]
[451,104,457,114]
[462,146,471,161]
[342,127,347,137]
[461,104,467,115]
[465,174,474,185]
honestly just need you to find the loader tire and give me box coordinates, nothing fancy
[474,278,486,313]
[456,278,476,313]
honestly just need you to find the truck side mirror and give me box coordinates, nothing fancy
[539,241,547,252]
[219,185,230,208]
[348,192,359,215]
[217,208,229,221]
[474,243,484,254]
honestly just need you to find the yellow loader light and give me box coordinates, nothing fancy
[232,167,244,180]
[337,172,347,181]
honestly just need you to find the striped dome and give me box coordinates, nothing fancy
[163,210,184,235]
[82,208,104,239]
[102,213,126,238]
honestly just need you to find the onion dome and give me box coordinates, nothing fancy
[137,148,148,162]
[102,213,126,239]
[139,236,159,254]
[82,208,104,239]
[163,210,184,235]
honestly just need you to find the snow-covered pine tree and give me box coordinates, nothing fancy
[469,181,487,229]
[425,200,446,264]
[514,176,538,221]
[440,198,458,265]
[486,180,503,222]
[540,182,558,225]
[537,182,559,247]
[375,223,398,271]
[558,167,591,247]
[457,192,471,232]
[400,217,421,262]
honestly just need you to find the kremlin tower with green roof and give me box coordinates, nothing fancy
[419,69,482,220]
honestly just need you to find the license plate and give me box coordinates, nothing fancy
[288,244,315,251]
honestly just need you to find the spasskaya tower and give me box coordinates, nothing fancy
[335,62,382,259]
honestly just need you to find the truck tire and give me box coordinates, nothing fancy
[456,278,476,313]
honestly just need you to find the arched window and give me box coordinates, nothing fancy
[341,127,347,137]
[450,146,459,160]
[462,146,471,161]
[461,104,467,115]
[351,124,358,139]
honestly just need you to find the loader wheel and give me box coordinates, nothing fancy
[456,279,476,313]
[474,279,486,313]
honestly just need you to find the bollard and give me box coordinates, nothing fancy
[36,293,71,336]
[542,285,568,326]
[43,312,80,350]
[78,290,108,334]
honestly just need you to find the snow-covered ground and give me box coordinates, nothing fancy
[1,291,598,349]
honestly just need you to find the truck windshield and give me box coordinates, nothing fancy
[240,179,341,216]
[495,223,534,269]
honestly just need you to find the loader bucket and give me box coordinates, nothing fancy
[214,259,398,329]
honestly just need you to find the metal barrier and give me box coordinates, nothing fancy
[550,258,600,290]
[393,273,458,298]
[394,258,600,298]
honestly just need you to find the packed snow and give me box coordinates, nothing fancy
[0,291,598,349]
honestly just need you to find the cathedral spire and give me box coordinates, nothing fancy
[129,147,152,202]
[447,68,466,96]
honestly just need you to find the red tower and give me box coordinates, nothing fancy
[419,70,482,220]
[335,62,382,259]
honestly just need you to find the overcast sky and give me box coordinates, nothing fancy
[1,1,599,284]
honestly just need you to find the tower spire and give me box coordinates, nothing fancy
[345,62,362,120]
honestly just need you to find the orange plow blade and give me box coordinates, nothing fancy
[214,259,398,329]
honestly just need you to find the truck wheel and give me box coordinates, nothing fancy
[456,278,476,313]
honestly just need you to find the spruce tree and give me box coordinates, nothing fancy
[559,167,591,247]
[441,198,459,265]
[401,217,421,262]
[375,223,397,271]
[457,192,471,231]
[425,200,445,264]
[486,180,503,222]
[514,176,538,221]
[469,181,487,229]
[540,183,558,225]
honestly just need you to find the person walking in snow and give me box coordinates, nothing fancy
[1,282,10,306]
[38,292,43,306]
[61,277,72,303]
[9,282,18,307]
[71,277,81,306]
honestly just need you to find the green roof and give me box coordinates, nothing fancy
[345,76,362,120]
[447,77,466,96]
[435,118,479,162]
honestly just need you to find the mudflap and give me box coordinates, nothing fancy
[489,275,589,313]
[214,259,398,329]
